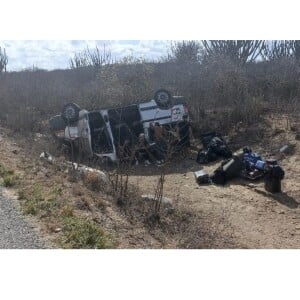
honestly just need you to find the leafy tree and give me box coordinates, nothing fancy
[167,40,202,63]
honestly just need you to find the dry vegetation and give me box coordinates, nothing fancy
[0,40,300,248]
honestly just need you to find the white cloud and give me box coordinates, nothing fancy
[0,40,171,71]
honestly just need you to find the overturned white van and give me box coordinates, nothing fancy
[49,89,189,162]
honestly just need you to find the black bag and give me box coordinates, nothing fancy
[270,166,285,180]
[264,177,282,193]
[265,165,284,179]
[211,169,227,185]
[196,148,218,164]
[196,151,207,164]
[264,164,284,193]
[218,146,232,158]
[222,156,243,179]
[211,156,243,185]
[201,132,218,148]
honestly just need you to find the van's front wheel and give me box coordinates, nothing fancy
[62,103,81,124]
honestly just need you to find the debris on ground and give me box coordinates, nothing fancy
[196,132,232,164]
[278,143,295,156]
[39,152,109,189]
[195,147,285,193]
[40,151,55,164]
[247,183,257,188]
[141,194,173,207]
[34,133,45,142]
[194,170,211,184]
[279,144,289,154]
[210,155,243,185]
[75,164,108,184]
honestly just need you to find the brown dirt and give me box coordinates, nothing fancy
[1,115,300,248]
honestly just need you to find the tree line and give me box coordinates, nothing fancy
[69,40,300,69]
[1,41,300,72]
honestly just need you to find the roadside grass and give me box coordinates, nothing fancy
[0,163,19,187]
[17,182,113,249]
[60,216,113,249]
[18,185,46,216]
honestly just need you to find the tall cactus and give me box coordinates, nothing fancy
[262,40,300,61]
[202,40,264,64]
[0,47,8,72]
[69,45,112,69]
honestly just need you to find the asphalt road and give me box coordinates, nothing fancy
[0,188,47,249]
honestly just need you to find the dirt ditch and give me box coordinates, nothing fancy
[0,118,300,248]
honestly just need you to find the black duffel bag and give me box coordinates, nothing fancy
[210,156,243,185]
[197,148,218,164]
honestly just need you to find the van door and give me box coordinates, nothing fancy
[87,111,117,161]
[77,110,93,157]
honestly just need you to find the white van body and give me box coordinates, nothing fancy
[50,93,188,162]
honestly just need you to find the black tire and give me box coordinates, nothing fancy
[61,103,81,124]
[154,89,172,109]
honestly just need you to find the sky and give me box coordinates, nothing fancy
[0,40,171,71]
[1,1,299,72]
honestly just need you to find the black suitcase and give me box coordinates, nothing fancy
[264,177,281,193]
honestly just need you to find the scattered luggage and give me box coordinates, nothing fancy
[196,147,218,164]
[197,132,232,164]
[195,146,285,193]
[240,148,265,180]
[264,160,285,193]
[194,170,211,184]
[264,178,282,193]
[211,155,243,185]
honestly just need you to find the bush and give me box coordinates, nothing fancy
[3,174,18,187]
[61,216,112,249]
[0,164,18,187]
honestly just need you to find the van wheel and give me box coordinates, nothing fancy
[154,89,172,109]
[62,103,81,124]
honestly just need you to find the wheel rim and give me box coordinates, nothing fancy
[65,107,76,120]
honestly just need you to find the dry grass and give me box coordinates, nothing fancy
[0,57,299,135]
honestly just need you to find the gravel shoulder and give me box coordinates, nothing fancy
[0,187,48,249]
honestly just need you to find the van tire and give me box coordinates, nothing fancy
[62,103,81,124]
[154,89,172,109]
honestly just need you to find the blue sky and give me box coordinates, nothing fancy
[0,40,171,71]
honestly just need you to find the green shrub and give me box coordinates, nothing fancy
[3,174,18,187]
[21,185,45,215]
[0,165,19,187]
[61,216,112,249]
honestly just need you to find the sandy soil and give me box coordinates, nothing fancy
[127,119,300,248]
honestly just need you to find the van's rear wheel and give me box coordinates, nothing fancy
[154,89,172,109]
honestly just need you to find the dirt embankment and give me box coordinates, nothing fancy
[1,116,300,249]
